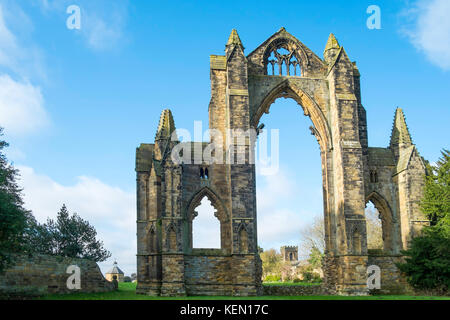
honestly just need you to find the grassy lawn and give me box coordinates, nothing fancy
[37,282,450,300]
[263,281,321,286]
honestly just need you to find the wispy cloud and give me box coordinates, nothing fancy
[0,3,49,136]
[401,0,450,71]
[17,165,136,275]
[35,0,129,51]
[256,169,313,250]
[0,74,48,136]
[82,6,128,51]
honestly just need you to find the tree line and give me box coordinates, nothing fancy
[0,128,110,273]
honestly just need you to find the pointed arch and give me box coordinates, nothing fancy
[246,28,326,77]
[250,79,332,153]
[366,191,397,254]
[366,191,394,224]
[147,224,157,253]
[186,187,228,222]
[186,187,229,251]
[166,221,177,252]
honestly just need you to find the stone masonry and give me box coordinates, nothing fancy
[135,28,428,296]
[0,254,115,297]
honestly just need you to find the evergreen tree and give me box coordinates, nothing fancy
[421,149,450,237]
[34,204,111,262]
[0,128,34,273]
[397,149,450,292]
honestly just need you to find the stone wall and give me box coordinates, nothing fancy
[368,254,413,295]
[0,254,115,297]
[184,253,260,296]
[262,284,324,296]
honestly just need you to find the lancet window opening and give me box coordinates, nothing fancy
[266,47,301,76]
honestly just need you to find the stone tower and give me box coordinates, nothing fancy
[281,246,298,262]
[135,29,428,296]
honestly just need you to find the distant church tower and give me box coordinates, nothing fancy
[281,246,298,262]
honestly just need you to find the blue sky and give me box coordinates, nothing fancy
[0,0,449,275]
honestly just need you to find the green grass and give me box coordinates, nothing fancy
[263,281,321,286]
[36,283,450,300]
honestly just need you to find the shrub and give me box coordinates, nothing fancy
[302,271,322,283]
[264,274,281,282]
[397,232,450,292]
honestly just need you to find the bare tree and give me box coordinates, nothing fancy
[299,215,325,260]
[365,203,383,250]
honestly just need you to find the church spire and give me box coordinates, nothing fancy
[324,33,341,64]
[324,33,340,52]
[226,29,244,50]
[390,107,413,157]
[155,109,176,141]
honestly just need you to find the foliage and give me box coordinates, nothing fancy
[123,276,132,283]
[398,232,450,292]
[302,271,322,283]
[397,150,450,292]
[420,149,450,237]
[264,274,281,282]
[260,248,282,278]
[0,128,35,273]
[280,261,295,281]
[30,204,111,262]
[308,247,324,270]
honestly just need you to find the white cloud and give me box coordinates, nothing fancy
[403,0,450,70]
[0,3,47,81]
[0,4,49,136]
[16,166,136,276]
[82,10,126,51]
[0,5,17,69]
[0,74,48,135]
[35,0,129,51]
[256,169,313,250]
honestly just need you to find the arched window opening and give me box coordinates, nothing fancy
[239,227,249,253]
[369,170,378,183]
[200,166,209,180]
[266,47,301,76]
[192,196,221,248]
[256,97,323,265]
[365,201,383,251]
[289,252,293,261]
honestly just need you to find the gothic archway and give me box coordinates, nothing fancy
[365,191,397,254]
[185,187,230,252]
[249,79,337,258]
